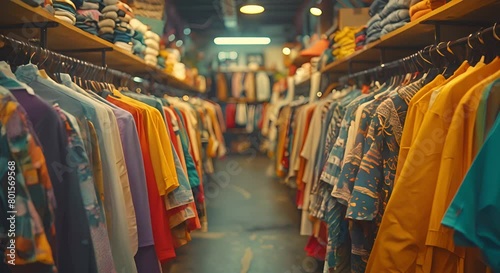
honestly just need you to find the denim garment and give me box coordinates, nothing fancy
[99,33,114,42]
[381,20,410,36]
[114,30,132,43]
[15,66,138,273]
[369,0,389,16]
[378,0,411,19]
[380,9,410,28]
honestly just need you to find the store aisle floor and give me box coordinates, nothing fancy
[165,155,323,273]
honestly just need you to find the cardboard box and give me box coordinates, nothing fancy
[338,7,370,28]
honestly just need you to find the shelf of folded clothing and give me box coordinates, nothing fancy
[0,0,203,93]
[321,0,500,79]
[0,0,114,51]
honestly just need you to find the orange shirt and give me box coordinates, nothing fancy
[367,58,500,273]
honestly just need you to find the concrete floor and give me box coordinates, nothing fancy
[164,155,324,273]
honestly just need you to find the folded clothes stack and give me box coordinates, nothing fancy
[130,18,148,58]
[144,30,160,66]
[332,26,358,59]
[75,9,101,35]
[98,0,118,42]
[114,1,134,52]
[54,0,78,25]
[409,0,446,21]
[355,27,367,50]
[367,0,411,43]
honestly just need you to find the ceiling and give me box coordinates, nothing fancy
[171,0,307,36]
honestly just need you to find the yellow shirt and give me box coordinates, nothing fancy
[395,62,470,183]
[113,92,179,195]
[366,58,500,273]
[423,67,500,273]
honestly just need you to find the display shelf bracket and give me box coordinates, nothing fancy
[0,21,59,48]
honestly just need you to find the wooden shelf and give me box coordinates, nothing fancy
[0,0,202,93]
[321,0,500,80]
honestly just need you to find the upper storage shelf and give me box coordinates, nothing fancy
[0,0,203,93]
[321,0,500,79]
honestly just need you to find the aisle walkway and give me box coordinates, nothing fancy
[166,155,323,273]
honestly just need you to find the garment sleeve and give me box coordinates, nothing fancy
[346,113,384,221]
[441,118,500,271]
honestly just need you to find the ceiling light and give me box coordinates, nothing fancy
[176,40,183,47]
[214,37,271,45]
[282,47,291,55]
[183,28,191,35]
[240,4,265,14]
[310,7,322,16]
[229,51,238,59]
[168,34,176,42]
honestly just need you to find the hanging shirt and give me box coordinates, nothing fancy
[0,87,55,269]
[366,57,500,273]
[9,87,105,273]
[256,71,271,101]
[15,66,138,273]
[422,69,500,273]
[441,108,500,272]
[105,95,175,263]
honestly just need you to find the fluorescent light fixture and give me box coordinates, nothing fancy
[183,28,191,35]
[214,37,271,45]
[168,34,176,42]
[240,4,265,14]
[310,7,322,16]
[133,77,143,83]
[282,47,291,55]
[176,40,183,47]
[229,51,238,59]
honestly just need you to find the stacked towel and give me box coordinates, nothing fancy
[54,0,77,25]
[98,0,117,42]
[144,30,160,66]
[114,1,134,52]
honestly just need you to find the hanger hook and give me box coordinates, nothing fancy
[493,23,500,41]
[477,30,484,44]
[436,42,445,57]
[467,34,474,49]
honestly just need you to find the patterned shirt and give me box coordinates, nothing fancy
[54,106,116,273]
[0,87,56,268]
[346,80,423,272]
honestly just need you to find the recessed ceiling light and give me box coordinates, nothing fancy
[176,40,183,47]
[168,34,176,42]
[183,28,191,35]
[282,47,291,55]
[240,4,265,14]
[214,37,271,45]
[310,7,322,16]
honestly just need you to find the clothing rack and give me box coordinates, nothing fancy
[0,34,203,97]
[338,23,500,84]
